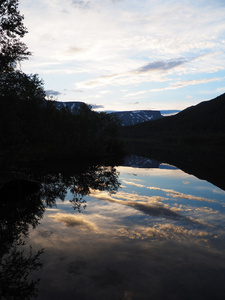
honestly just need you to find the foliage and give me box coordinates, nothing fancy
[0,246,43,300]
[39,163,120,211]
[0,186,44,300]
[0,1,122,167]
[0,0,31,72]
[0,71,122,166]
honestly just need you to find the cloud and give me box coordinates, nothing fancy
[72,0,90,9]
[123,179,218,203]
[66,46,85,55]
[71,89,84,93]
[45,90,61,96]
[149,77,225,92]
[217,87,225,93]
[89,190,211,226]
[134,58,189,74]
[122,180,145,188]
[116,223,210,241]
[111,0,124,3]
[38,230,54,239]
[78,56,223,90]
[49,213,97,231]
[146,186,217,203]
[120,74,225,102]
[20,0,225,108]
[89,104,105,109]
[76,57,190,88]
[124,201,182,219]
[124,90,147,98]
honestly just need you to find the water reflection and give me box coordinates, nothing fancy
[1,157,225,299]
[40,164,120,211]
[0,163,120,299]
[0,192,44,299]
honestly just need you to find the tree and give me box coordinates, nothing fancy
[0,71,45,99]
[0,71,46,166]
[0,0,31,72]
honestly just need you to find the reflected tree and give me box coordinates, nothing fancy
[0,191,44,299]
[0,162,120,297]
[39,164,121,211]
[0,246,43,300]
[40,173,67,208]
[0,192,44,256]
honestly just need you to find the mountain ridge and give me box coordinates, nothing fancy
[122,93,225,135]
[53,101,85,114]
[53,101,163,126]
[110,110,162,126]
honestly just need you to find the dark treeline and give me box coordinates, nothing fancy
[0,0,123,168]
[0,71,123,167]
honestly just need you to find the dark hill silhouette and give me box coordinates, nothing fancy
[121,93,225,139]
[120,93,225,190]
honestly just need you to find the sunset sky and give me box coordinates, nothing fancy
[20,0,225,111]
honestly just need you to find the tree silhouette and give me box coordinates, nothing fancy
[0,246,43,300]
[0,71,46,166]
[39,164,120,211]
[0,0,31,72]
[0,1,123,167]
[0,191,44,299]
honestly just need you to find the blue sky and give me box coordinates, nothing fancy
[20,0,225,111]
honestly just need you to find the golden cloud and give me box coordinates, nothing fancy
[116,223,210,242]
[49,213,97,231]
[122,180,145,188]
[89,190,215,226]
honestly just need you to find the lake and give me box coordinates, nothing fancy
[1,155,225,300]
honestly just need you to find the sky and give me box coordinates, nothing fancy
[19,0,225,111]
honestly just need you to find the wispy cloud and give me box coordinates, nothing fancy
[89,104,105,109]
[122,180,145,188]
[149,77,225,92]
[134,58,189,74]
[146,186,217,203]
[76,57,191,88]
[72,1,90,10]
[122,180,216,203]
[65,46,86,55]
[90,190,212,226]
[20,0,225,109]
[116,223,210,241]
[45,90,61,96]
[124,90,147,98]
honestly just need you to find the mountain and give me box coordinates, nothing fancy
[53,101,163,126]
[122,93,225,137]
[123,155,160,168]
[123,154,177,169]
[111,110,162,126]
[53,101,85,113]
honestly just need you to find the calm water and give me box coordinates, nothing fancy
[1,156,225,300]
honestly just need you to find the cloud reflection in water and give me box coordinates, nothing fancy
[49,213,98,231]
[27,165,225,300]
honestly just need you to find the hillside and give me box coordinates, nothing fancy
[53,101,84,113]
[111,110,162,126]
[121,93,225,139]
[54,102,163,126]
